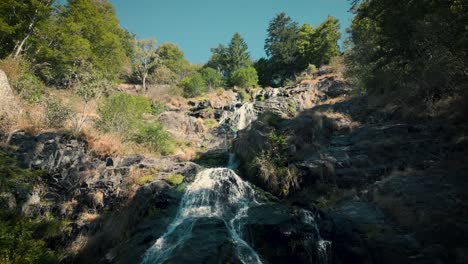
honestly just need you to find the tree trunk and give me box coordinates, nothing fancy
[142,72,148,92]
[13,9,38,58]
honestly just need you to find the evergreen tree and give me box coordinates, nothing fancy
[264,13,300,85]
[207,32,252,79]
[227,32,252,71]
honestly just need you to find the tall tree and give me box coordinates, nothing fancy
[29,0,129,85]
[0,0,55,58]
[133,38,159,91]
[206,33,252,78]
[227,32,252,71]
[297,17,341,68]
[346,0,467,99]
[264,13,300,85]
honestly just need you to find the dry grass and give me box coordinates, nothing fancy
[66,234,90,257]
[80,128,125,157]
[79,212,100,223]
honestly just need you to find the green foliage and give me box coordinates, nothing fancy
[306,64,318,75]
[0,152,44,193]
[44,97,72,128]
[134,175,154,186]
[15,72,44,103]
[346,0,468,102]
[150,100,167,115]
[0,153,60,264]
[31,0,129,85]
[0,212,60,264]
[229,67,259,88]
[264,12,300,85]
[132,123,175,155]
[207,33,252,78]
[166,174,184,186]
[97,93,151,136]
[132,38,159,90]
[149,65,178,85]
[0,0,54,58]
[180,73,207,98]
[200,67,224,91]
[157,43,192,77]
[238,89,251,103]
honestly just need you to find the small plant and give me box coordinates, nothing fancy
[132,122,175,155]
[306,64,318,75]
[180,73,207,98]
[166,174,184,186]
[15,73,44,103]
[44,98,72,129]
[151,100,167,115]
[134,175,154,186]
[229,67,259,88]
[97,93,152,137]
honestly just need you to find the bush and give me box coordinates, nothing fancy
[151,100,167,115]
[306,64,318,75]
[180,73,207,98]
[132,123,175,155]
[97,93,151,136]
[0,57,44,103]
[0,153,60,264]
[230,67,259,88]
[44,98,72,128]
[166,174,184,186]
[149,65,178,85]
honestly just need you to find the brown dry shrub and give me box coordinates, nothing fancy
[80,129,124,157]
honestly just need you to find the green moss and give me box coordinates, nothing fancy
[166,174,184,186]
[134,175,154,186]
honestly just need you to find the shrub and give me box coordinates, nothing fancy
[15,73,44,103]
[151,100,167,115]
[306,64,318,75]
[44,98,72,128]
[200,67,224,91]
[0,57,44,103]
[229,67,259,88]
[134,175,154,186]
[97,93,151,136]
[150,65,178,85]
[166,174,184,186]
[132,123,175,155]
[180,73,207,98]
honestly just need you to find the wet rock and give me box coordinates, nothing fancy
[244,204,329,264]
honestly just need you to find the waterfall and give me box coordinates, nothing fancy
[141,168,263,264]
[220,103,257,131]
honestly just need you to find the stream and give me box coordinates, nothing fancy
[141,96,331,264]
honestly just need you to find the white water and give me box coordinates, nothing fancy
[219,103,257,131]
[141,168,263,264]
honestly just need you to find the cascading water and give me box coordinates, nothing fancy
[219,103,257,131]
[141,168,263,264]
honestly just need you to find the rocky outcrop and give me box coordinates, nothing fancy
[0,70,20,124]
[1,131,201,263]
[233,73,468,264]
[159,111,205,142]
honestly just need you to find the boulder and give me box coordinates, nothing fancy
[0,70,20,117]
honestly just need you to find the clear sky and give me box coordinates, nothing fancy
[110,0,354,63]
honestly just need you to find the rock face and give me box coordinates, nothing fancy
[2,131,201,263]
[234,73,468,264]
[0,70,20,118]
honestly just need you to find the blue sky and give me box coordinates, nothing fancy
[110,0,354,63]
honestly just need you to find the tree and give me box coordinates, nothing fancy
[133,38,159,91]
[346,0,467,101]
[227,33,252,71]
[230,67,259,88]
[28,0,130,85]
[297,17,341,69]
[201,67,224,91]
[207,33,252,78]
[180,73,207,98]
[156,42,191,77]
[264,13,300,85]
[0,0,55,58]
